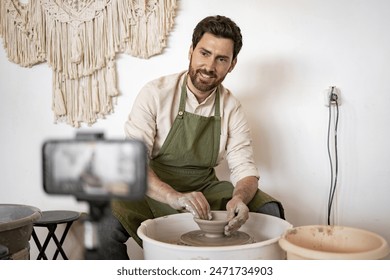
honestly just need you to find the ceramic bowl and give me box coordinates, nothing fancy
[193,211,228,238]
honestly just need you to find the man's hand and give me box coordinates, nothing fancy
[147,169,211,219]
[224,176,258,235]
[224,197,249,236]
[167,191,212,220]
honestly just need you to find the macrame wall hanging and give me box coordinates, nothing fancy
[0,0,177,127]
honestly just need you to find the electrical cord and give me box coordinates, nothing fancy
[327,89,339,225]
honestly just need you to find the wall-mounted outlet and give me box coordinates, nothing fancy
[324,86,340,106]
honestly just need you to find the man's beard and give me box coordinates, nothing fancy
[188,66,225,92]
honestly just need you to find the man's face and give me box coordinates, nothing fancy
[188,32,237,98]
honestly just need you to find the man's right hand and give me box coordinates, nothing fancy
[167,191,212,220]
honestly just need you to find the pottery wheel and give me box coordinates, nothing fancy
[180,230,253,247]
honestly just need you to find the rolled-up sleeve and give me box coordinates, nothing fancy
[224,99,259,185]
[124,83,157,159]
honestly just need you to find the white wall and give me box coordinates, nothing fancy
[1,0,389,258]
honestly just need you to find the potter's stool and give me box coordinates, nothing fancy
[32,210,80,260]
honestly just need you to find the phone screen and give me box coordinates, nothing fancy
[42,139,147,201]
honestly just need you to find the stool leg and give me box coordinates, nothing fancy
[37,225,57,260]
[53,221,74,260]
[32,229,47,260]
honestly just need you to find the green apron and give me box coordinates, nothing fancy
[112,77,282,246]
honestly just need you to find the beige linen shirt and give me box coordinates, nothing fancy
[124,71,259,185]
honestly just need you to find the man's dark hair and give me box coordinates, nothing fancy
[192,15,243,60]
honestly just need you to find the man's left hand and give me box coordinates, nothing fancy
[224,197,249,236]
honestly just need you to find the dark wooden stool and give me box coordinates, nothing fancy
[32,210,80,260]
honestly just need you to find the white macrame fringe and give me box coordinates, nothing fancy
[0,0,177,127]
[0,0,46,67]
